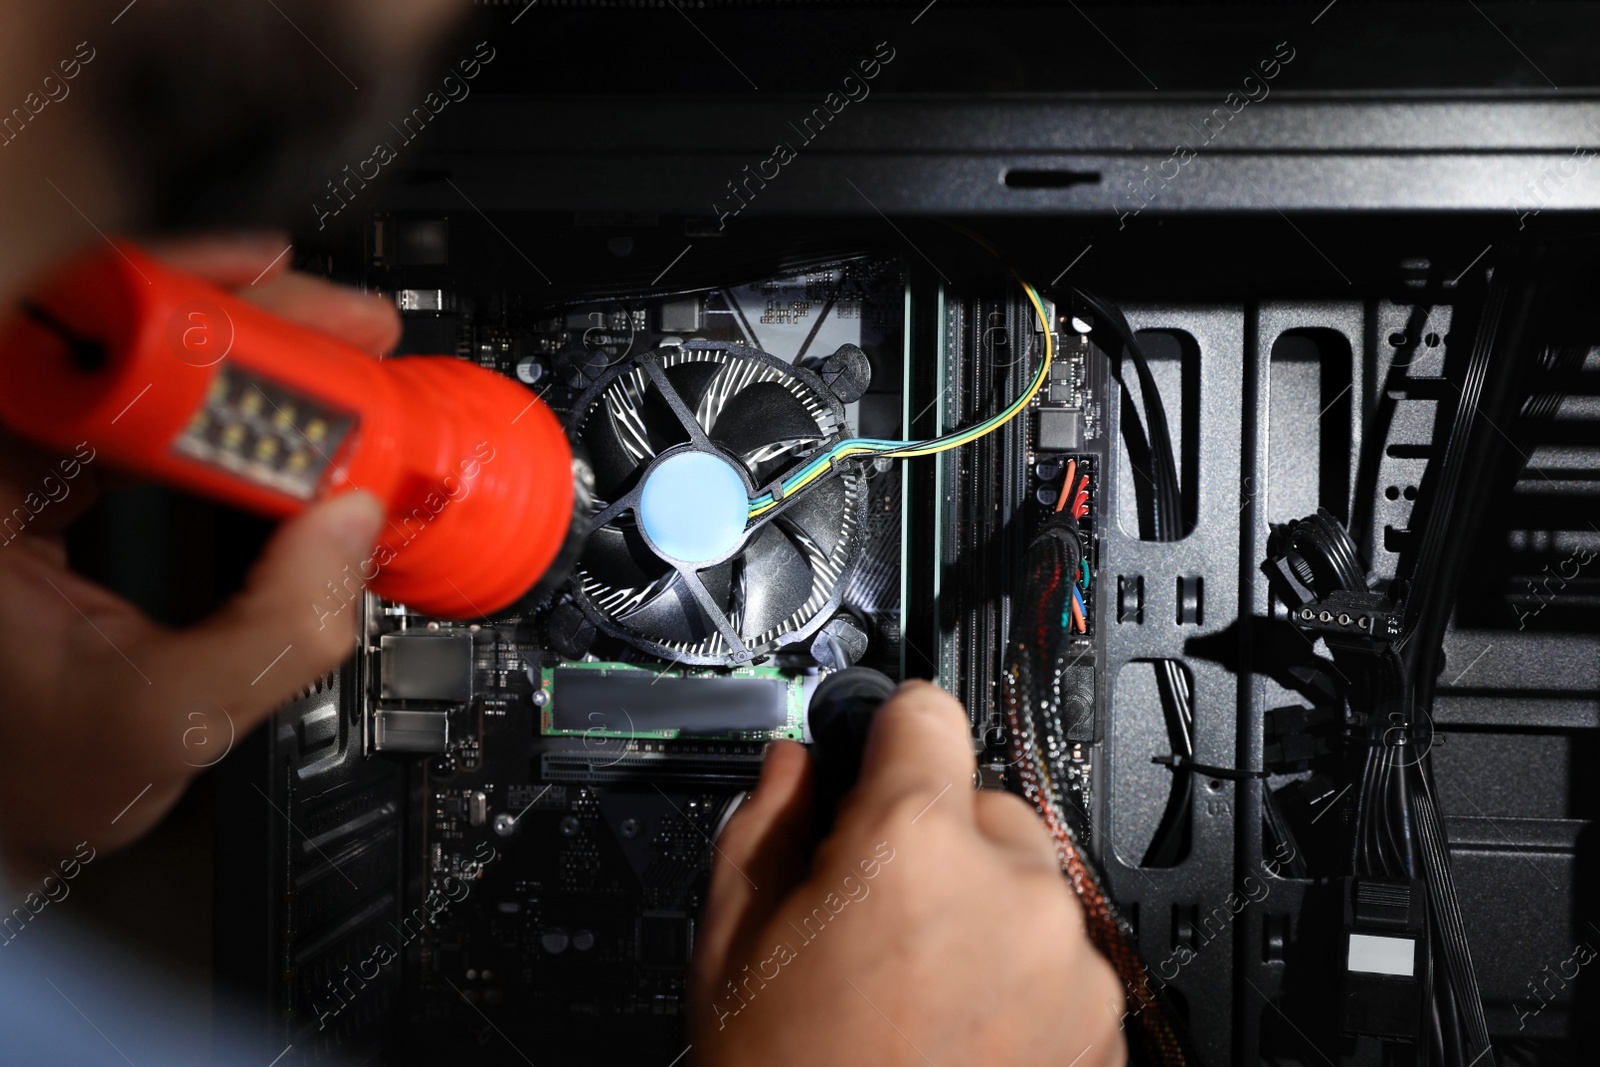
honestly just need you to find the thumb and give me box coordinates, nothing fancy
[141,490,385,737]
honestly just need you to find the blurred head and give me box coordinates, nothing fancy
[0,0,466,300]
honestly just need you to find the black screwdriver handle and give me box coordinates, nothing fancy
[807,667,898,833]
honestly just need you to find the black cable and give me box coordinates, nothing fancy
[1390,250,1541,1067]
[1053,285,1184,540]
[1403,248,1538,683]
[823,632,849,670]
[1140,685,1197,869]
[1259,252,1534,1063]
[1262,788,1309,879]
[1049,287,1197,871]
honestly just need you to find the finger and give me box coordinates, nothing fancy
[144,231,294,287]
[973,789,1061,870]
[0,430,101,534]
[144,232,402,355]
[138,490,384,738]
[242,272,401,356]
[691,741,815,998]
[849,680,976,825]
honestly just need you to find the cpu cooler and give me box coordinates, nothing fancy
[568,341,866,665]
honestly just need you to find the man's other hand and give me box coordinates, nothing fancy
[691,680,1128,1067]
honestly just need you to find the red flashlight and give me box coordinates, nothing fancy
[0,241,583,619]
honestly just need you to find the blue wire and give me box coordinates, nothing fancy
[747,437,909,511]
[1071,584,1087,627]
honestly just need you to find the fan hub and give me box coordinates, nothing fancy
[638,451,749,563]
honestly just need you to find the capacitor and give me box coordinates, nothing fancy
[513,355,544,385]
[540,927,570,954]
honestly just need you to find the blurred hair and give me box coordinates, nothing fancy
[83,2,470,234]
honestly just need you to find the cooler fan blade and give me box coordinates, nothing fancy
[698,560,735,618]
[666,361,723,415]
[581,524,671,591]
[641,361,722,452]
[777,474,847,558]
[711,381,821,458]
[581,409,640,502]
[620,561,734,646]
[737,524,814,638]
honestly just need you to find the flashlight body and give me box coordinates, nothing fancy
[0,243,575,619]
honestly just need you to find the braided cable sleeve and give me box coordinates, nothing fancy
[1004,523,1194,1067]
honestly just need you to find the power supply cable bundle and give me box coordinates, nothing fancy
[1264,248,1546,1065]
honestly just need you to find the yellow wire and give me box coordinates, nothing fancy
[875,281,1053,459]
[749,443,879,516]
[748,279,1052,518]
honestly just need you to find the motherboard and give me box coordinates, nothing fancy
[231,211,1141,1067]
[272,214,1131,1065]
[354,229,923,1063]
